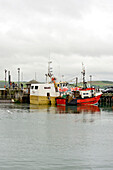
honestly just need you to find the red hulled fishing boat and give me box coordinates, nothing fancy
[56,65,102,106]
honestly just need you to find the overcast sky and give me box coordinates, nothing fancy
[0,0,113,82]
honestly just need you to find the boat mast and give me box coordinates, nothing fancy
[45,61,53,83]
[81,63,87,89]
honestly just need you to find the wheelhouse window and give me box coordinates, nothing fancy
[44,87,51,89]
[83,93,89,95]
[31,86,34,89]
[35,86,38,89]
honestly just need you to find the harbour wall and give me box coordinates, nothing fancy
[0,88,30,103]
[99,93,113,105]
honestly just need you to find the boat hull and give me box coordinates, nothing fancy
[56,94,102,106]
[30,95,56,105]
[76,94,102,105]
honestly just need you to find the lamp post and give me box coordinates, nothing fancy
[8,71,11,88]
[90,75,92,88]
[18,68,20,89]
[76,77,78,87]
[5,69,7,89]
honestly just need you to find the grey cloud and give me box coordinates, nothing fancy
[0,0,113,81]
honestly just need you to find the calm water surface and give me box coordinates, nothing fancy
[0,103,113,169]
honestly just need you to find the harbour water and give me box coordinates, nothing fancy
[0,104,113,169]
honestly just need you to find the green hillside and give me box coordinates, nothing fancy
[76,81,113,88]
[0,80,113,88]
[0,81,27,88]
[87,81,113,88]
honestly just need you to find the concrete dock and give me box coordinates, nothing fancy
[0,88,30,103]
[99,93,113,105]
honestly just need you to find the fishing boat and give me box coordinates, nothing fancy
[30,61,59,105]
[56,65,102,106]
[56,89,102,106]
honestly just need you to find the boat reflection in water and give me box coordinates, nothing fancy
[56,105,100,114]
[29,104,100,115]
[30,104,51,113]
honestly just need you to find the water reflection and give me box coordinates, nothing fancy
[0,104,112,169]
[30,104,101,114]
[0,103,29,109]
[99,104,113,112]
[30,104,50,110]
[56,105,100,114]
[1,103,113,114]
[30,104,52,114]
